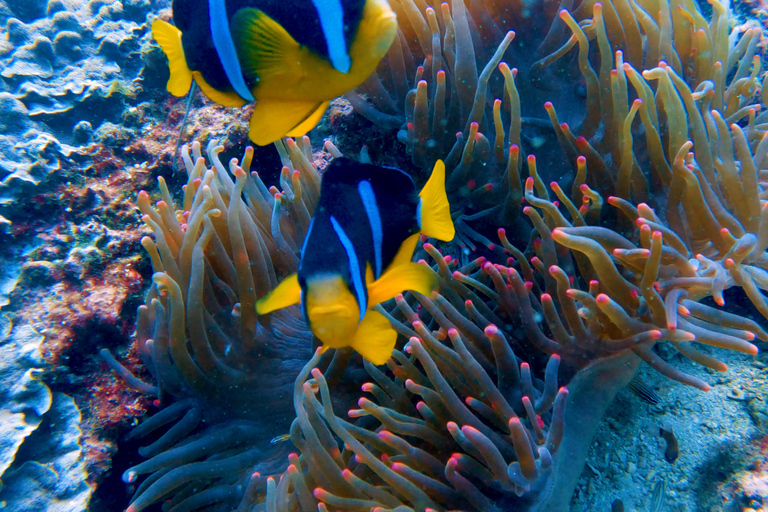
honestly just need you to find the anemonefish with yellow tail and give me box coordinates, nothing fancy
[256,159,455,365]
[151,0,397,146]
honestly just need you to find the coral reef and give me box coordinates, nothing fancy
[0,0,766,509]
[0,71,263,512]
[0,0,248,504]
[0,317,92,511]
[0,0,170,222]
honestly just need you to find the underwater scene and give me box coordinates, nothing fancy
[4,0,768,510]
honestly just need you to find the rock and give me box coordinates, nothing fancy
[72,120,93,144]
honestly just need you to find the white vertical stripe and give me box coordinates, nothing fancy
[330,216,366,322]
[311,0,351,73]
[209,0,256,101]
[358,181,383,278]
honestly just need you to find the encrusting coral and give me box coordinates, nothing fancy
[113,0,768,510]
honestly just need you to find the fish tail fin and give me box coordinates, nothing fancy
[351,309,397,365]
[418,160,455,241]
[151,20,193,97]
[255,274,301,314]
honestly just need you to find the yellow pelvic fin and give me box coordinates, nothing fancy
[418,160,455,241]
[249,99,327,146]
[351,309,397,365]
[151,20,193,97]
[255,273,300,314]
[192,72,247,107]
[367,262,437,306]
[231,8,301,83]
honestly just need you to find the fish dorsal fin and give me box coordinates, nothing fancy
[390,233,420,270]
[192,72,247,107]
[351,309,397,365]
[249,99,327,146]
[231,8,302,83]
[151,20,193,97]
[418,160,455,241]
[367,262,437,307]
[255,273,301,314]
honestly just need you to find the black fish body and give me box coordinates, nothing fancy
[173,0,366,93]
[300,158,419,289]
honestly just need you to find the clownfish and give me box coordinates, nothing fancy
[256,158,455,365]
[151,0,397,146]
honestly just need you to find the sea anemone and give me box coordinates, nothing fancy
[262,340,566,511]
[116,0,768,510]
[120,138,324,512]
[348,0,767,386]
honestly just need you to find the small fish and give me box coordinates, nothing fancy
[151,0,398,146]
[270,433,291,444]
[629,375,661,405]
[256,158,455,365]
[648,479,666,512]
[659,427,679,463]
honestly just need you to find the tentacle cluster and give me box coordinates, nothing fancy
[259,326,567,511]
[122,139,325,512]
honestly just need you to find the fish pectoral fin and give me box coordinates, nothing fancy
[151,20,193,97]
[255,273,301,314]
[367,262,437,306]
[351,309,397,365]
[231,8,301,82]
[418,160,455,241]
[249,99,328,146]
[389,233,420,270]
